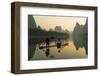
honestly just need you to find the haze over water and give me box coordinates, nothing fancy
[28,15,88,60]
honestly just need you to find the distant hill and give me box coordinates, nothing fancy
[28,15,70,43]
[73,19,88,40]
[28,15,37,29]
[72,19,88,55]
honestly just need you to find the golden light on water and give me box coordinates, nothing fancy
[32,40,87,60]
[33,15,87,32]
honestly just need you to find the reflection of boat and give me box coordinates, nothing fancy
[39,43,68,49]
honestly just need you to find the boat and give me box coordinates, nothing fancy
[39,43,68,49]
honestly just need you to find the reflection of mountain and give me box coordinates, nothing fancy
[72,19,88,55]
[28,44,36,60]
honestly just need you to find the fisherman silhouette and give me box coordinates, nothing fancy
[45,38,50,47]
[56,38,61,48]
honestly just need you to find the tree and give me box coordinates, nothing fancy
[37,25,42,30]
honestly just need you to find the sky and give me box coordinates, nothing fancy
[33,15,87,32]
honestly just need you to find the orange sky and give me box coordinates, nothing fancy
[33,15,87,32]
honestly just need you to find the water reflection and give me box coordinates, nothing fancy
[39,38,68,57]
[73,36,88,55]
[28,37,87,60]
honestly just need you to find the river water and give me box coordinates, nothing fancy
[29,38,87,60]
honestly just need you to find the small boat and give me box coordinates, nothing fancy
[39,43,68,49]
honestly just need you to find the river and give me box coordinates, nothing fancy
[28,38,87,60]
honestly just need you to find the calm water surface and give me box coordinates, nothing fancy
[29,38,87,60]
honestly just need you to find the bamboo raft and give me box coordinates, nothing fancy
[39,43,68,49]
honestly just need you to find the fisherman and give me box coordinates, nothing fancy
[56,38,61,48]
[45,38,50,47]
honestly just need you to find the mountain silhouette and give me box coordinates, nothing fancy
[72,19,88,55]
[28,15,37,29]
